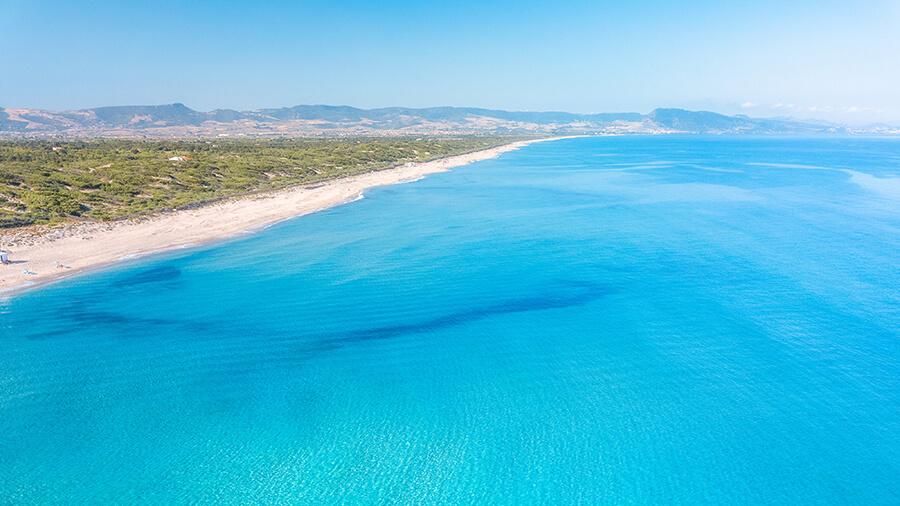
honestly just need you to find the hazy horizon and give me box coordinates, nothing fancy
[2,101,881,128]
[1,0,898,125]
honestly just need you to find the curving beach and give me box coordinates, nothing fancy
[0,138,553,295]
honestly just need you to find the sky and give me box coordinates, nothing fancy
[1,0,898,124]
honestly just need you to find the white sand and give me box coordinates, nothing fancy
[0,138,557,295]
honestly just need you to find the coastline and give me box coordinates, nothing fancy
[0,137,563,296]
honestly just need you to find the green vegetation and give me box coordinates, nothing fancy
[0,136,520,228]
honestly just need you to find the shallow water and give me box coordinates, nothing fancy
[2,136,900,504]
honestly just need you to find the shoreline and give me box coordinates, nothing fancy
[0,137,567,297]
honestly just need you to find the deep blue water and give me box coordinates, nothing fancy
[2,136,900,504]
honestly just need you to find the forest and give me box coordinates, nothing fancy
[0,137,519,228]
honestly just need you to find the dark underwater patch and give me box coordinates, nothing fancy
[23,307,207,340]
[320,280,613,346]
[114,266,181,287]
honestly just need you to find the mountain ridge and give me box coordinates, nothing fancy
[1,104,896,137]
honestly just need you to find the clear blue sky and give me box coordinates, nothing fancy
[1,0,898,124]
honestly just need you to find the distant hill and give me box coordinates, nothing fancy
[0,104,895,137]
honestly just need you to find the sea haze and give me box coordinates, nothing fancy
[2,136,899,504]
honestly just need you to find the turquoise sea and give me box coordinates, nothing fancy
[2,136,900,504]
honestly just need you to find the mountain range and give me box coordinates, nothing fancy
[1,103,897,137]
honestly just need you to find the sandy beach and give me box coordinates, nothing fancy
[0,138,556,295]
